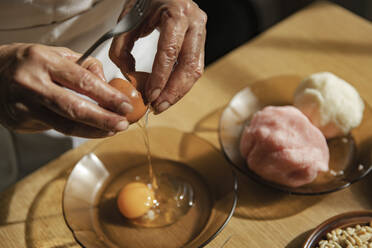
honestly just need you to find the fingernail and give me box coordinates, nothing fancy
[149,89,161,102]
[118,102,133,115]
[115,120,129,131]
[156,101,170,113]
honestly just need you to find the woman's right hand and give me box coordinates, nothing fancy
[0,43,133,138]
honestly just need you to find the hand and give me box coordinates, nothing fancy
[0,43,134,138]
[109,0,207,113]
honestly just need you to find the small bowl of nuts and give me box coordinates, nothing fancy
[303,211,372,248]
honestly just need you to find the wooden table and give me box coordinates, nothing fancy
[2,1,372,247]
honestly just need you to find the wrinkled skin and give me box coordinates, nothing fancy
[0,44,132,138]
[0,0,207,138]
[110,0,207,113]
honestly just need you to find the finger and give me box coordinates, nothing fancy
[153,19,206,114]
[50,46,106,82]
[31,106,116,138]
[15,99,115,138]
[48,57,133,116]
[109,2,156,74]
[39,83,129,133]
[48,118,115,138]
[146,11,189,103]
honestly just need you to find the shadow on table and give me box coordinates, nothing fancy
[349,137,372,209]
[193,107,224,134]
[0,132,72,227]
[0,187,16,225]
[286,229,313,248]
[234,174,324,220]
[24,170,74,248]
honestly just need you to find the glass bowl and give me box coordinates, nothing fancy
[303,210,372,248]
[63,127,238,248]
[219,75,372,195]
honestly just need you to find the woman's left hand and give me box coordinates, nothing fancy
[109,0,207,114]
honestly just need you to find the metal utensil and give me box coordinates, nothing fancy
[77,0,150,65]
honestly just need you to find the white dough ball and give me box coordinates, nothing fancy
[294,72,364,139]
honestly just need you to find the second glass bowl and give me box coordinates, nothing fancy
[219,75,372,195]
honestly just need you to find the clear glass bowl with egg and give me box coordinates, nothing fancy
[63,127,238,248]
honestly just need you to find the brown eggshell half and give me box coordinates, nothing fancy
[109,72,149,123]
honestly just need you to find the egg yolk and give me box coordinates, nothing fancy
[117,182,154,219]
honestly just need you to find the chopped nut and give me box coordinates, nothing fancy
[360,233,372,242]
[316,223,372,248]
[334,243,342,248]
[346,242,353,248]
[354,234,363,245]
[347,227,355,235]
[346,234,356,245]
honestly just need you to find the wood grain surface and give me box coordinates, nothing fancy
[1,1,372,247]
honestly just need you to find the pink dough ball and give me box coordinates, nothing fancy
[240,106,329,187]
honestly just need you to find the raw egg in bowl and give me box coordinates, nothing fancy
[63,127,237,248]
